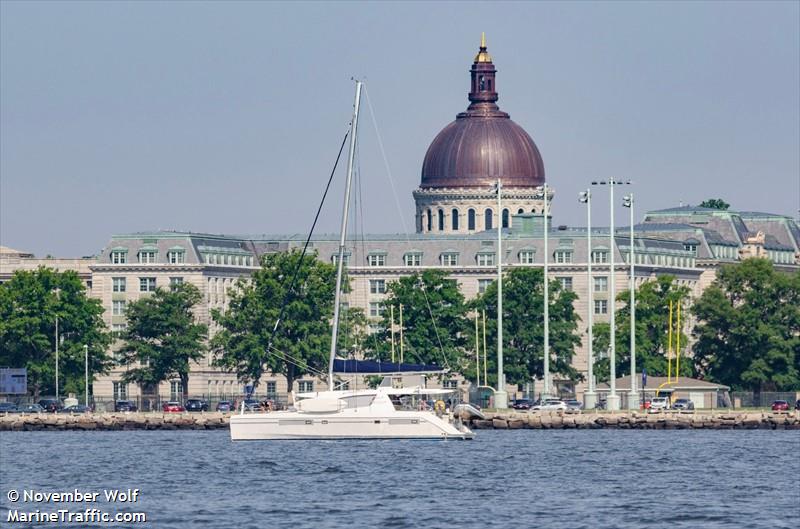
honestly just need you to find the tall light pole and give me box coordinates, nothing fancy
[534,183,550,400]
[55,315,59,401]
[591,179,630,411]
[494,179,508,409]
[623,193,637,409]
[84,344,89,406]
[579,190,596,409]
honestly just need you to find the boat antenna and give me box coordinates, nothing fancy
[329,80,363,390]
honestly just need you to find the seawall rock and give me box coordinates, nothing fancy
[0,412,232,432]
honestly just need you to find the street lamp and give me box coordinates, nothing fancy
[84,344,89,406]
[591,179,630,411]
[493,179,508,409]
[622,193,637,410]
[579,190,596,409]
[534,183,550,400]
[53,288,60,401]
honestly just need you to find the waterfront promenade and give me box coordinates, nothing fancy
[1,410,798,431]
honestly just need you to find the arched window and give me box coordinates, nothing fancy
[485,209,493,230]
[502,208,510,228]
[488,79,492,91]
[451,208,459,231]
[479,75,486,91]
[426,209,432,232]
[531,208,537,213]
[517,208,524,214]
[437,209,444,231]
[468,209,476,231]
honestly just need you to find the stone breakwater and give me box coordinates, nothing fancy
[464,410,800,430]
[0,412,231,431]
[1,410,798,432]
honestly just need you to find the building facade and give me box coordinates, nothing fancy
[4,39,798,405]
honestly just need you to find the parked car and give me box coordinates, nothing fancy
[162,401,185,413]
[19,403,44,413]
[511,399,534,410]
[38,399,63,413]
[532,399,568,411]
[649,397,670,411]
[216,400,234,412]
[771,400,790,411]
[0,402,19,413]
[672,398,695,410]
[114,400,138,412]
[185,398,209,412]
[58,405,92,414]
[564,399,583,411]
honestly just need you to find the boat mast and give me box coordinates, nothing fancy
[329,80,363,391]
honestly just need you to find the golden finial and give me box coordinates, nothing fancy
[475,32,492,63]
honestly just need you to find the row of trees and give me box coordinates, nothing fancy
[1,255,797,399]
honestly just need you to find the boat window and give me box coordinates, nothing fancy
[339,395,375,409]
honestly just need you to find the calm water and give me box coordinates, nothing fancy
[1,429,798,529]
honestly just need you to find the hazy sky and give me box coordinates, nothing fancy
[2,1,798,257]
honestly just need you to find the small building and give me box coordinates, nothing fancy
[597,375,731,409]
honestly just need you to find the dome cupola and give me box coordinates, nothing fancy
[420,35,545,189]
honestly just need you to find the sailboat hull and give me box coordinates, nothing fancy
[230,410,474,441]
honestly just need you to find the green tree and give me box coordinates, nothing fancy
[372,270,469,370]
[119,282,207,401]
[692,258,800,395]
[699,198,730,210]
[591,275,692,383]
[0,268,111,398]
[471,267,582,388]
[337,306,371,358]
[211,250,337,392]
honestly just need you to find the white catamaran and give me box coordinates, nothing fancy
[230,81,475,440]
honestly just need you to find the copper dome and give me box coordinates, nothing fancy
[420,39,545,189]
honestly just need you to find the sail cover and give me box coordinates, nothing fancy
[333,358,446,374]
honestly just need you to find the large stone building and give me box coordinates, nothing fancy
[4,39,798,406]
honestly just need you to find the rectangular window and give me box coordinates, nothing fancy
[519,250,535,264]
[369,302,384,318]
[111,323,126,337]
[684,244,698,256]
[170,381,183,401]
[369,279,386,294]
[478,278,493,294]
[266,381,277,397]
[138,251,157,264]
[594,276,608,292]
[558,277,573,291]
[477,253,495,267]
[440,253,459,266]
[112,277,126,292]
[113,381,128,401]
[594,300,608,315]
[554,250,573,264]
[442,380,458,389]
[168,251,185,264]
[298,381,314,393]
[331,254,350,266]
[111,251,127,264]
[112,300,127,316]
[591,251,609,264]
[170,277,184,287]
[403,253,422,267]
[367,254,386,267]
[139,277,157,292]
